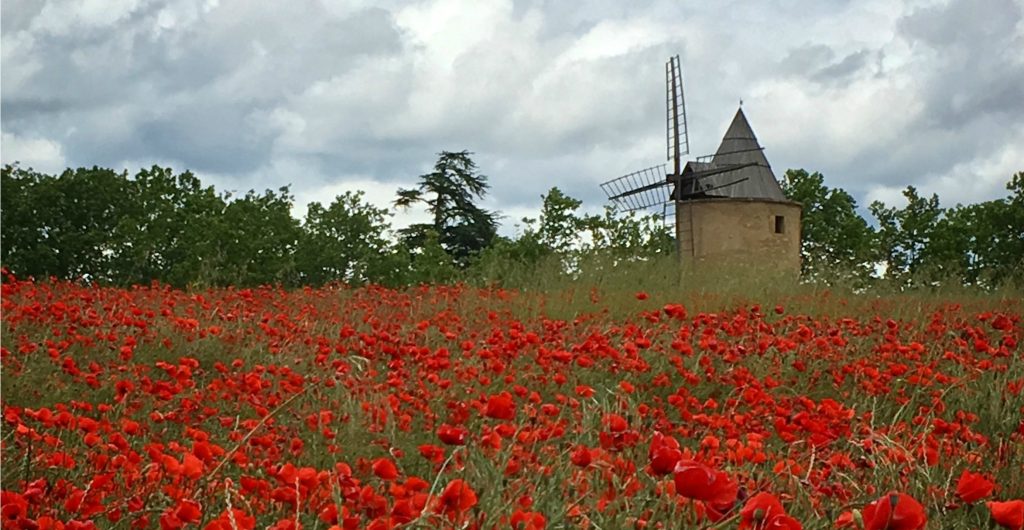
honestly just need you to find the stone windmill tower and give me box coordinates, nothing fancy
[601,56,802,273]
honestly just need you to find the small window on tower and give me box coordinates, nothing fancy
[774,215,785,234]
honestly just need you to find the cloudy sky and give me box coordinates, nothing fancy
[3,0,1022,233]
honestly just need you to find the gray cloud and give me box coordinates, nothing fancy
[3,0,1022,233]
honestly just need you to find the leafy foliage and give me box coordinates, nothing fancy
[781,169,877,285]
[395,151,498,267]
[209,187,302,287]
[869,186,942,286]
[111,166,226,286]
[2,165,130,281]
[296,191,401,286]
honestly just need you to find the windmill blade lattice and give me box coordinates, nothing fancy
[600,165,670,213]
[666,55,690,168]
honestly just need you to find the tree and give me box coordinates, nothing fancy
[1,165,42,278]
[535,187,586,254]
[401,229,461,285]
[869,186,942,286]
[208,187,302,286]
[923,171,1024,286]
[781,169,877,284]
[1,165,130,282]
[580,207,674,258]
[112,166,226,287]
[296,191,401,286]
[468,188,586,285]
[395,151,498,267]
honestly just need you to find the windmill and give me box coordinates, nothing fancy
[600,55,801,269]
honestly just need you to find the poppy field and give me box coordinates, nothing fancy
[1,276,1022,529]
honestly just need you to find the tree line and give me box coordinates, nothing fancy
[0,151,672,288]
[1,152,1021,289]
[782,169,1023,288]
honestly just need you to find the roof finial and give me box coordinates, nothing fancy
[739,98,744,107]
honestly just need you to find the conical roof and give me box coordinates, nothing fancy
[687,108,787,201]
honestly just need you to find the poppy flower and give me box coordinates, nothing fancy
[672,460,738,505]
[860,492,927,530]
[987,500,1024,530]
[372,458,399,480]
[956,470,995,503]
[603,413,629,433]
[663,303,687,319]
[648,432,682,476]
[570,445,592,468]
[740,492,786,529]
[649,445,682,476]
[437,424,468,445]
[182,452,203,480]
[1,492,28,524]
[159,499,202,530]
[435,479,477,521]
[484,393,516,420]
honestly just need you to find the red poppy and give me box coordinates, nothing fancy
[672,460,738,506]
[159,499,202,530]
[861,492,927,530]
[663,303,687,319]
[740,492,786,529]
[437,424,468,445]
[372,458,399,480]
[1,492,28,525]
[603,413,629,433]
[570,445,592,468]
[649,445,682,476]
[182,452,203,480]
[648,432,682,476]
[435,479,477,521]
[484,393,516,420]
[418,444,446,463]
[987,500,1024,530]
[956,470,995,503]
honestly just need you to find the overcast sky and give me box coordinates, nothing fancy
[3,0,1022,233]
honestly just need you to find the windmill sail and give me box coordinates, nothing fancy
[600,165,670,213]
[666,55,689,173]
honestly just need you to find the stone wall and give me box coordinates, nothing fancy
[675,198,802,274]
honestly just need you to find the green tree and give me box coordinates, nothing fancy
[467,187,587,285]
[988,171,1024,283]
[1,165,42,278]
[923,171,1024,286]
[296,191,401,286]
[404,229,459,284]
[208,187,302,286]
[581,207,674,258]
[535,187,586,254]
[395,151,498,267]
[781,169,877,284]
[111,166,226,286]
[869,186,942,286]
[1,165,130,282]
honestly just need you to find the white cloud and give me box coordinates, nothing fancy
[2,0,1021,225]
[0,132,67,173]
[30,0,144,35]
